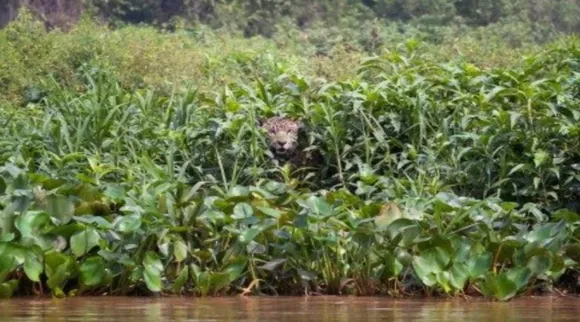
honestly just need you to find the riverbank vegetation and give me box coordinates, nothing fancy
[1,2,580,301]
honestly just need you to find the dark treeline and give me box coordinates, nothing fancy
[2,0,580,37]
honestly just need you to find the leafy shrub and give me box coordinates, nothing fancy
[1,35,580,300]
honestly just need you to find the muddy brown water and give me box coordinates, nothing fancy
[1,296,579,321]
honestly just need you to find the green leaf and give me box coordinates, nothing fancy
[527,255,552,275]
[44,251,74,292]
[374,203,402,228]
[534,150,548,168]
[173,240,188,262]
[232,203,253,219]
[468,251,492,278]
[382,253,403,279]
[412,246,451,287]
[209,272,230,293]
[80,256,106,287]
[493,274,518,301]
[449,263,469,290]
[196,271,210,296]
[143,252,163,292]
[257,206,283,219]
[172,266,189,293]
[23,250,43,282]
[70,227,101,258]
[115,214,141,233]
[15,211,51,239]
[0,280,18,298]
[505,267,532,291]
[304,196,332,217]
[563,243,580,262]
[258,259,286,271]
[239,227,261,243]
[45,195,75,225]
[0,255,17,282]
[480,273,518,301]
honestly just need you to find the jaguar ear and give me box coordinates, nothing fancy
[256,117,264,127]
[296,119,305,131]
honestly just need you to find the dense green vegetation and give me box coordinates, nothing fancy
[1,4,580,301]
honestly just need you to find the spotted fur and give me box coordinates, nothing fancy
[258,116,331,186]
[259,116,305,160]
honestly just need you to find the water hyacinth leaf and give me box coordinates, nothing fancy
[305,196,332,217]
[233,203,253,219]
[196,271,210,296]
[563,243,580,262]
[468,251,493,278]
[258,259,286,271]
[210,272,231,293]
[412,256,437,287]
[227,186,250,200]
[382,253,403,278]
[435,271,452,293]
[70,228,101,258]
[174,240,188,262]
[246,241,266,254]
[80,256,106,287]
[240,228,261,243]
[15,211,51,239]
[257,206,283,219]
[386,218,420,246]
[480,273,518,301]
[413,246,452,287]
[143,252,163,292]
[0,256,17,282]
[23,250,43,282]
[172,266,189,293]
[226,261,246,281]
[527,255,552,275]
[115,214,142,233]
[374,203,402,228]
[44,252,74,292]
[0,280,18,298]
[104,184,125,201]
[45,195,75,225]
[449,263,469,290]
[505,267,532,291]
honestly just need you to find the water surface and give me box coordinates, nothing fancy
[1,296,579,321]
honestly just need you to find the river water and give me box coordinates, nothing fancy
[1,296,579,321]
